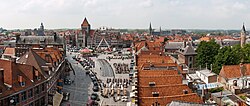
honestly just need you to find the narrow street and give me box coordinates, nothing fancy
[61,52,92,106]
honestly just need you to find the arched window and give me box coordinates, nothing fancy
[233,80,237,86]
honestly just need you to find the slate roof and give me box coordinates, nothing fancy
[17,36,64,44]
[165,42,183,50]
[17,49,49,78]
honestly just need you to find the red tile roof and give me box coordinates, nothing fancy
[138,75,182,87]
[139,84,191,97]
[140,93,203,105]
[219,64,250,79]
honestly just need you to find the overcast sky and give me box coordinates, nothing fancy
[0,0,250,29]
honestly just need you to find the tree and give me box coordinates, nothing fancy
[243,44,250,63]
[212,44,243,74]
[196,39,220,69]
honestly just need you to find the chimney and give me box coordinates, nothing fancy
[11,56,16,63]
[3,61,13,88]
[18,75,23,83]
[53,32,57,42]
[35,70,39,77]
[183,41,187,48]
[240,63,245,77]
[16,35,20,43]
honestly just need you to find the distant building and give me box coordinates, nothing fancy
[218,63,250,94]
[76,17,95,48]
[37,23,45,36]
[15,33,65,57]
[177,41,197,69]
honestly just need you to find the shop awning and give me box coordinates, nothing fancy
[53,92,63,106]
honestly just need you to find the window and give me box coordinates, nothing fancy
[152,92,159,97]
[233,80,237,86]
[41,84,45,91]
[189,57,192,61]
[35,86,39,95]
[20,82,25,87]
[21,91,27,101]
[13,94,19,104]
[28,89,33,98]
[40,97,45,106]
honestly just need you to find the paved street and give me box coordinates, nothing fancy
[61,52,92,106]
[97,59,114,77]
[91,54,132,106]
[60,52,132,106]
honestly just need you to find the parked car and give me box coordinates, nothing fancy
[64,78,71,85]
[86,71,90,75]
[63,92,70,101]
[121,96,128,102]
[91,93,100,101]
[93,85,99,92]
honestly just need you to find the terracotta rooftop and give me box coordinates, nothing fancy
[139,84,192,97]
[139,70,178,76]
[0,59,45,98]
[138,75,182,87]
[139,93,203,106]
[219,64,250,79]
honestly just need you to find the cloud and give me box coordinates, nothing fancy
[140,0,154,8]
[0,0,250,29]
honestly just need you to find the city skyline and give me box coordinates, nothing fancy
[0,0,250,29]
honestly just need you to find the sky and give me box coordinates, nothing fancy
[0,0,250,29]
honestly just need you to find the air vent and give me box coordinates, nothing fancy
[149,82,156,87]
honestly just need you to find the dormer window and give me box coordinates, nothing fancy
[149,82,156,87]
[152,92,159,97]
[20,82,25,87]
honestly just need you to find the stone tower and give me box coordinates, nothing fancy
[241,24,247,48]
[81,17,91,47]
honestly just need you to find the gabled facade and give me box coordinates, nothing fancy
[218,64,250,94]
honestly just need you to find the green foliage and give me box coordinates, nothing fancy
[196,39,220,68]
[209,87,223,93]
[212,45,243,74]
[163,37,169,43]
[212,44,250,74]
[240,95,247,100]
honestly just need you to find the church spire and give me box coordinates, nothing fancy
[241,23,247,48]
[242,23,246,33]
[160,26,162,35]
[149,22,152,35]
